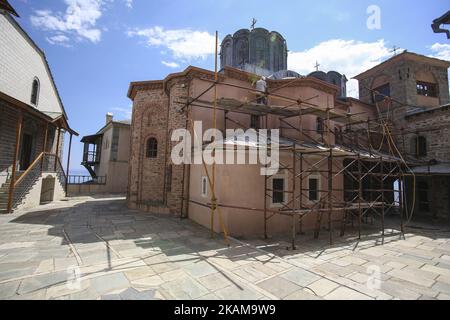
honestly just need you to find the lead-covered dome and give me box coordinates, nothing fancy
[220,28,288,73]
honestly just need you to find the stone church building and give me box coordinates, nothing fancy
[127,26,450,240]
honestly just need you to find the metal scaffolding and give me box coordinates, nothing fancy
[181,32,411,249]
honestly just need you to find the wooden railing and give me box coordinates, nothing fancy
[83,150,99,163]
[13,152,44,187]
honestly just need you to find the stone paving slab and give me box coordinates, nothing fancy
[257,276,301,298]
[324,286,372,300]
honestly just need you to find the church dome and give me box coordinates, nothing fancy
[220,27,288,74]
[308,70,348,97]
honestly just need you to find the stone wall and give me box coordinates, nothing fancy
[128,85,169,209]
[403,109,450,162]
[405,175,450,220]
[358,60,449,111]
[165,79,189,213]
[357,57,449,160]
[127,78,190,214]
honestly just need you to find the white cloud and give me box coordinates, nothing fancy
[46,34,71,47]
[127,26,216,61]
[161,61,180,68]
[112,106,132,119]
[429,43,450,95]
[30,0,106,44]
[124,0,132,8]
[429,43,450,61]
[288,39,392,98]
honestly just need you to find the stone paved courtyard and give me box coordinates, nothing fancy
[0,196,450,300]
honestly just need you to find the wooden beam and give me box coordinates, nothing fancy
[54,127,61,171]
[7,111,23,213]
[41,123,48,172]
[65,133,73,197]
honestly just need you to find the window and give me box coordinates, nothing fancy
[308,176,320,201]
[316,117,324,134]
[272,178,285,204]
[146,137,158,158]
[30,78,40,106]
[417,136,427,157]
[417,81,437,97]
[372,83,390,103]
[201,176,208,197]
[411,136,427,158]
[250,115,260,129]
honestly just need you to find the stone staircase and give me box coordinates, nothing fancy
[0,172,31,214]
[0,178,11,214]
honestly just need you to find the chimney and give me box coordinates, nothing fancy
[106,112,113,124]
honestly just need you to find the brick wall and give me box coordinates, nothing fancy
[128,86,169,209]
[127,77,190,214]
[403,110,450,162]
[165,79,189,213]
[358,60,449,113]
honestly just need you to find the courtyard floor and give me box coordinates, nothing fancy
[0,196,450,300]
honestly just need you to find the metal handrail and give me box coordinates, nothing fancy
[68,175,107,185]
[55,154,67,188]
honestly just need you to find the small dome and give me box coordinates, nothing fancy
[268,70,302,80]
[308,71,327,82]
[308,70,348,97]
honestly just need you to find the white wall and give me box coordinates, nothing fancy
[16,172,66,211]
[0,13,64,115]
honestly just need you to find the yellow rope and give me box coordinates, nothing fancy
[187,116,230,246]
[374,98,416,225]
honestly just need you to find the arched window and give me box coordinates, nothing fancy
[31,78,40,106]
[146,137,158,158]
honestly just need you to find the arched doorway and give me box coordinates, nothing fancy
[40,175,56,204]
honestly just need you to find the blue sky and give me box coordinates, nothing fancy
[9,0,450,174]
